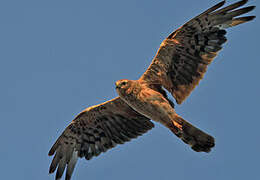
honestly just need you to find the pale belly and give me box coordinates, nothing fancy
[122,89,176,125]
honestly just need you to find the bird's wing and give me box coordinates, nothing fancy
[140,0,255,104]
[48,97,154,180]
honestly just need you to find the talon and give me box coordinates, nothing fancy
[173,121,183,131]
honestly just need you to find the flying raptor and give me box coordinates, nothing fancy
[49,1,255,179]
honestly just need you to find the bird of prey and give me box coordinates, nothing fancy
[49,1,255,179]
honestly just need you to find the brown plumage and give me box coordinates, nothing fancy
[141,0,255,104]
[49,97,154,180]
[49,1,255,180]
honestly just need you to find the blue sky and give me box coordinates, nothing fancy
[1,0,259,179]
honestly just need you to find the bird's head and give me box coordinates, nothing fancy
[115,79,130,90]
[115,79,134,97]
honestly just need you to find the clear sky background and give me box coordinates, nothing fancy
[1,0,259,179]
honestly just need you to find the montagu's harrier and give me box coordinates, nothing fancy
[49,1,255,179]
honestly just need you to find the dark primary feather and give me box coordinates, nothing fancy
[48,97,154,180]
[140,0,255,104]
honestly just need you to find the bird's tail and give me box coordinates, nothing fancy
[167,115,215,152]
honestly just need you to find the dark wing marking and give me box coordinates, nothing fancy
[48,97,154,180]
[140,0,255,104]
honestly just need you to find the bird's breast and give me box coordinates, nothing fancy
[122,87,175,124]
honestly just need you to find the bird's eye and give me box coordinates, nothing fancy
[121,81,127,86]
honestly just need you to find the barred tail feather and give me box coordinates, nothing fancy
[168,115,215,152]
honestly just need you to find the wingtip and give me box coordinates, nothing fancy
[217,1,226,9]
[49,138,61,156]
[214,0,226,9]
[48,149,55,156]
[238,0,249,6]
[244,16,256,21]
[65,174,72,180]
[236,15,256,22]
[250,5,256,11]
[49,163,57,174]
[55,176,62,180]
[55,171,63,180]
[220,0,226,6]
[246,5,256,12]
[49,169,55,174]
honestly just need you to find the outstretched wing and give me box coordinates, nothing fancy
[140,0,255,104]
[48,97,154,180]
